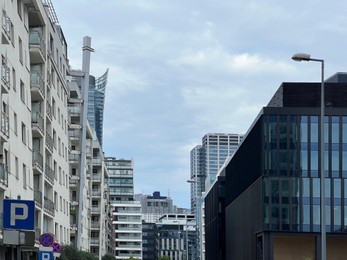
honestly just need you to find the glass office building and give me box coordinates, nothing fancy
[205,73,347,260]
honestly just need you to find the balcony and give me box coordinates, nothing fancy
[93,157,102,166]
[69,153,80,164]
[46,100,52,121]
[34,190,42,207]
[69,178,78,187]
[1,61,10,93]
[30,70,45,101]
[2,10,12,45]
[92,174,101,181]
[0,111,9,141]
[0,163,8,187]
[44,197,54,216]
[91,221,100,229]
[31,110,44,137]
[92,190,101,197]
[29,29,46,64]
[91,206,101,214]
[68,129,80,140]
[68,104,81,117]
[45,164,54,184]
[32,150,43,173]
[45,131,53,153]
[90,237,99,244]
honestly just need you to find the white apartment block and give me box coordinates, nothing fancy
[106,157,143,259]
[68,74,93,252]
[90,139,110,258]
[0,0,70,258]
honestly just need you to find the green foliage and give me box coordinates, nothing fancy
[59,245,98,260]
[102,254,117,260]
[158,256,171,260]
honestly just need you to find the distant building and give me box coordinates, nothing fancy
[139,191,174,223]
[157,214,196,260]
[142,221,158,260]
[190,133,243,260]
[106,157,142,259]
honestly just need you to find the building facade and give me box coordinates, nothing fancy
[0,0,71,258]
[157,214,196,260]
[139,191,174,223]
[106,157,142,259]
[205,74,347,260]
[142,221,158,260]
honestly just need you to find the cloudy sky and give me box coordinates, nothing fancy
[53,0,347,208]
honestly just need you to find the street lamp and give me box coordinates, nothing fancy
[292,53,326,260]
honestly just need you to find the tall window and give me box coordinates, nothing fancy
[20,80,25,102]
[21,122,26,144]
[15,157,19,179]
[22,163,27,188]
[14,112,17,135]
[18,37,23,64]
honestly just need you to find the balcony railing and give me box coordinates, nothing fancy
[46,100,52,120]
[92,190,101,197]
[45,164,54,184]
[30,70,45,97]
[1,62,10,88]
[91,206,101,213]
[69,154,80,162]
[32,150,43,171]
[92,174,101,181]
[34,190,42,205]
[68,129,79,138]
[29,29,46,54]
[44,197,54,216]
[90,238,99,244]
[91,221,100,228]
[0,163,8,186]
[2,10,12,39]
[45,131,53,152]
[1,111,9,137]
[32,110,44,132]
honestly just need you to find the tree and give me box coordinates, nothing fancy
[102,254,116,260]
[59,245,98,260]
[158,256,170,260]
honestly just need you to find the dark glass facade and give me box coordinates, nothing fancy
[205,76,347,260]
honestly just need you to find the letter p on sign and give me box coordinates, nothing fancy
[3,199,35,230]
[10,203,28,226]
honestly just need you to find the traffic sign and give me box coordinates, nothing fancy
[53,242,61,252]
[39,251,53,260]
[39,233,54,247]
[3,199,35,230]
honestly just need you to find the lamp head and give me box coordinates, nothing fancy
[292,53,311,62]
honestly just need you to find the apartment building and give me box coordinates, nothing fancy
[139,191,174,223]
[0,0,70,258]
[106,157,143,260]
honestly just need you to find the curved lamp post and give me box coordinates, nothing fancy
[292,53,325,260]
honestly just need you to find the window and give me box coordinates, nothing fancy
[22,164,27,188]
[15,157,19,179]
[12,68,16,90]
[18,37,23,64]
[20,80,25,102]
[21,122,26,144]
[17,0,22,19]
[13,112,18,135]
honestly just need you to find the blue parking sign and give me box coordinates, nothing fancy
[39,251,53,260]
[3,199,35,230]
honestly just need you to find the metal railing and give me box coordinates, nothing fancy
[30,70,45,97]
[45,163,54,183]
[29,29,46,55]
[2,10,11,39]
[46,100,52,119]
[34,190,42,205]
[1,63,10,87]
[44,197,54,216]
[0,163,8,186]
[32,110,44,132]
[45,131,53,151]
[32,150,43,170]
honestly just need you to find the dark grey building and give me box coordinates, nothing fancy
[205,73,347,260]
[142,221,158,260]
